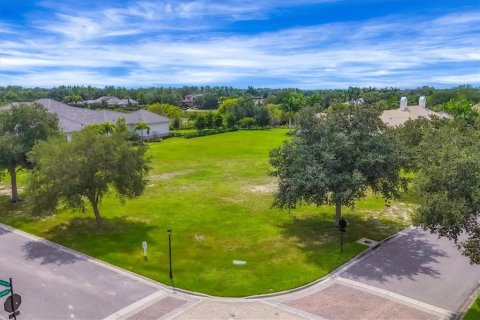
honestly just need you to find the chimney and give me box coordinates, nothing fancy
[419,96,426,108]
[400,97,407,111]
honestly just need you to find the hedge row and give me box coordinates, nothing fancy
[170,128,239,139]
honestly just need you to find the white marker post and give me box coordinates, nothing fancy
[142,241,148,260]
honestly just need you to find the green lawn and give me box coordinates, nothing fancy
[0,129,413,296]
[464,294,480,320]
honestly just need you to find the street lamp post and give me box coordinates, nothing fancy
[167,229,173,281]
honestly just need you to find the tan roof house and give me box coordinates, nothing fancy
[3,99,169,139]
[83,96,138,107]
[380,96,450,127]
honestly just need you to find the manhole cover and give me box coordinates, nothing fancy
[356,238,379,247]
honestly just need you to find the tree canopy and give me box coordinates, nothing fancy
[405,119,480,263]
[27,128,150,227]
[281,91,306,127]
[442,95,477,124]
[270,107,406,224]
[0,103,60,202]
[147,103,183,119]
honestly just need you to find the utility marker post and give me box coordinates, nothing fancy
[142,241,148,261]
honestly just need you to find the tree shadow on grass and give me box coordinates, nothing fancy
[23,216,157,265]
[279,213,445,282]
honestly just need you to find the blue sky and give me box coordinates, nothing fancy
[0,0,479,89]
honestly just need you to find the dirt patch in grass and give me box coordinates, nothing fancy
[244,182,277,194]
[0,185,23,197]
[149,169,197,181]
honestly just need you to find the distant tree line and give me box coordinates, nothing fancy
[2,85,479,111]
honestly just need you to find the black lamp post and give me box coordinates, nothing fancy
[339,217,347,252]
[167,229,173,281]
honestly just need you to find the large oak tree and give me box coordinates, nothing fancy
[270,107,406,225]
[0,103,60,202]
[409,120,480,263]
[27,127,150,227]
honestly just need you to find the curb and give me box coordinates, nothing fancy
[454,283,480,320]
[244,226,413,299]
[0,223,209,299]
[0,222,411,300]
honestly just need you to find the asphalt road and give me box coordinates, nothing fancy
[0,225,158,320]
[340,228,480,312]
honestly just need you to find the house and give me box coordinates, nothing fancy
[252,96,264,106]
[25,99,169,139]
[179,94,204,107]
[83,96,139,107]
[380,96,450,127]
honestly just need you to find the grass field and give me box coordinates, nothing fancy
[464,294,480,320]
[0,129,413,296]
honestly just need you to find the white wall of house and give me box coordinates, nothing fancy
[147,123,169,137]
[127,122,169,138]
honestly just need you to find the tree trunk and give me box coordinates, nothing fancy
[8,166,19,203]
[288,117,292,128]
[91,201,103,228]
[335,202,342,226]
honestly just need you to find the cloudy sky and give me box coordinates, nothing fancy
[1,0,479,89]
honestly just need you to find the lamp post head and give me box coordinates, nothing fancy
[167,229,172,235]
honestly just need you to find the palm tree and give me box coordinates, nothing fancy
[134,122,150,142]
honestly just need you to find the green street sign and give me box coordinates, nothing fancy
[0,280,10,288]
[0,289,10,298]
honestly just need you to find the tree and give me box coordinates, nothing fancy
[87,121,116,135]
[409,120,480,263]
[270,107,406,225]
[0,103,60,202]
[134,122,150,142]
[442,95,477,124]
[194,93,219,109]
[254,105,271,129]
[64,94,83,104]
[266,104,282,127]
[171,118,181,130]
[218,98,239,114]
[225,113,236,128]
[194,114,207,130]
[27,128,150,228]
[213,113,223,129]
[205,112,214,129]
[281,92,305,128]
[239,117,255,129]
[147,103,183,119]
[136,91,145,105]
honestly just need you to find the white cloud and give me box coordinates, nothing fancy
[1,2,479,88]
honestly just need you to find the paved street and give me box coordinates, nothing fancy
[0,225,159,320]
[340,228,480,311]
[0,224,478,320]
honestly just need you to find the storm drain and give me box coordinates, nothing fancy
[356,238,379,247]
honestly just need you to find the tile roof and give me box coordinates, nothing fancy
[33,99,168,133]
[380,105,450,127]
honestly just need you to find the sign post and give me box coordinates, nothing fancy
[167,229,173,281]
[142,241,148,260]
[2,278,21,320]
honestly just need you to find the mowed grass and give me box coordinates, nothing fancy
[464,294,480,320]
[0,129,412,296]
